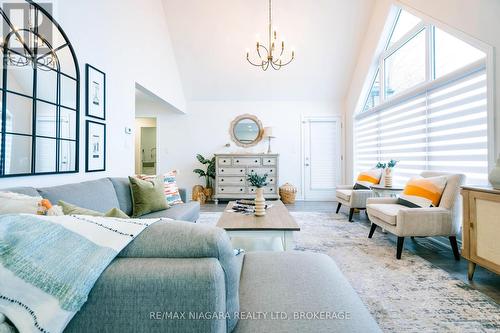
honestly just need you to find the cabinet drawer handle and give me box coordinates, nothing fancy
[221,188,224,191]
[254,160,258,163]
[270,169,273,172]
[221,179,224,182]
[240,179,243,182]
[236,160,239,163]
[223,160,226,163]
[240,189,243,191]
[240,169,243,172]
[268,160,271,163]
[221,169,224,172]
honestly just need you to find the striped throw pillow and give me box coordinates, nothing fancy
[138,171,184,206]
[353,169,382,189]
[397,176,447,208]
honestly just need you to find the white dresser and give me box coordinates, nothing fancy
[213,153,280,203]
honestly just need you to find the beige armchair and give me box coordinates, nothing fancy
[335,185,374,222]
[366,171,465,259]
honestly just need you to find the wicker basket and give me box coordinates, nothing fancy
[279,183,297,204]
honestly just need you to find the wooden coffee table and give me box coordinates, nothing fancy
[216,200,300,251]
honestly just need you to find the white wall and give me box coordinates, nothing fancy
[136,100,342,199]
[0,0,185,189]
[344,0,500,182]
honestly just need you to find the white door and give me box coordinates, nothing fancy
[302,117,342,201]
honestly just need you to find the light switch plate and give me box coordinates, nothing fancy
[124,127,132,134]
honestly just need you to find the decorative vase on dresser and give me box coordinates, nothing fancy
[213,153,280,204]
[461,186,500,280]
[488,154,500,189]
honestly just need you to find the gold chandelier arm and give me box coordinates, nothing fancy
[261,60,270,71]
[270,60,282,70]
[274,54,295,67]
[256,44,269,59]
[247,56,264,67]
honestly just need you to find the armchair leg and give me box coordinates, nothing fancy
[449,236,460,261]
[368,223,377,238]
[336,203,342,214]
[396,237,405,259]
[348,208,355,222]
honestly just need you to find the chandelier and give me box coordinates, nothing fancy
[246,0,295,71]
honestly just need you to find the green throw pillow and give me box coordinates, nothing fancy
[129,176,169,218]
[59,200,103,216]
[59,201,130,219]
[104,207,130,219]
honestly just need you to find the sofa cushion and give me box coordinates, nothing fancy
[109,177,134,216]
[336,189,352,201]
[37,179,121,213]
[367,203,405,226]
[234,252,381,333]
[2,186,40,197]
[139,201,200,222]
[129,176,169,217]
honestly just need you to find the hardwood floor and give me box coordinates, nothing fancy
[201,200,500,303]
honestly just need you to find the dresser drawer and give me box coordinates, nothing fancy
[267,176,276,184]
[249,186,277,194]
[219,177,245,185]
[218,167,245,176]
[218,157,232,166]
[262,157,277,166]
[248,167,276,175]
[218,186,246,194]
[233,157,261,166]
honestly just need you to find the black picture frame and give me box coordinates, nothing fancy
[85,64,106,120]
[85,120,106,172]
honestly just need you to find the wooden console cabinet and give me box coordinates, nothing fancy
[461,186,500,280]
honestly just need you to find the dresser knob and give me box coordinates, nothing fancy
[221,188,224,191]
[268,160,271,162]
[240,189,243,191]
[255,160,258,163]
[221,179,224,182]
[221,169,224,172]
[236,160,239,163]
[240,179,243,182]
[240,169,243,172]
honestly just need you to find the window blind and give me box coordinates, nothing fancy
[354,63,488,185]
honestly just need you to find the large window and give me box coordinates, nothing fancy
[356,8,488,185]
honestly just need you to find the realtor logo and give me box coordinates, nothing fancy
[0,1,54,65]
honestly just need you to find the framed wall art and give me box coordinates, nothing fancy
[86,64,106,120]
[86,120,106,172]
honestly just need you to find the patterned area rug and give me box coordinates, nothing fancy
[198,211,500,333]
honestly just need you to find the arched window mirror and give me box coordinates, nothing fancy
[0,0,80,177]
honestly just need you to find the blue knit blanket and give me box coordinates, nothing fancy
[0,214,155,333]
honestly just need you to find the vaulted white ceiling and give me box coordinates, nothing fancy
[162,0,374,101]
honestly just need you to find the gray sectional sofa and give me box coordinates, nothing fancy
[4,178,380,332]
[8,177,200,222]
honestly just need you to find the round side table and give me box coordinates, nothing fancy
[370,185,404,198]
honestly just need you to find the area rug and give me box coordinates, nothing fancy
[198,212,500,333]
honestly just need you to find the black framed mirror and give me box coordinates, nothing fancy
[0,0,80,177]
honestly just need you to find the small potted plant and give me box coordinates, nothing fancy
[384,159,398,187]
[247,173,268,216]
[193,154,216,201]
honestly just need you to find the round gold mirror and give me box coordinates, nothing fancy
[230,114,263,148]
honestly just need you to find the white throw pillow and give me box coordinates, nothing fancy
[0,192,43,215]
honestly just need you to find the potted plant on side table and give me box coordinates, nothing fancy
[247,173,268,216]
[193,154,216,202]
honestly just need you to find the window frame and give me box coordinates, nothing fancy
[355,4,495,178]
